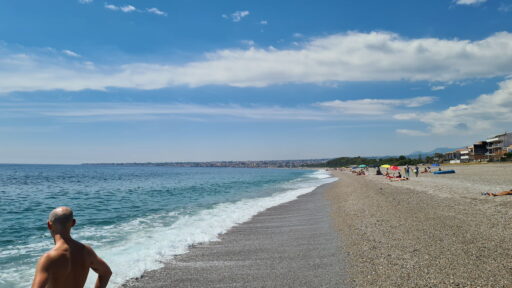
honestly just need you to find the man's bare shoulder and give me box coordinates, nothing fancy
[81,243,100,263]
[37,252,53,266]
[82,243,95,255]
[37,249,67,269]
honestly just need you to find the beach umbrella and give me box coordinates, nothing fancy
[390,166,400,171]
[358,164,367,168]
[380,164,391,168]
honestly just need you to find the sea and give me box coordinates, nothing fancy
[0,165,335,287]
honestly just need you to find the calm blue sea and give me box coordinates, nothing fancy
[0,165,335,287]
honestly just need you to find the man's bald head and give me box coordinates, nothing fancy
[48,206,74,229]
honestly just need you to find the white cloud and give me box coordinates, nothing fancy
[146,7,167,16]
[104,3,136,13]
[223,10,250,22]
[293,33,304,38]
[454,0,487,5]
[121,5,135,12]
[78,0,93,3]
[105,4,165,15]
[62,50,81,58]
[317,97,436,115]
[431,85,446,91]
[54,105,325,120]
[396,78,512,135]
[0,103,332,122]
[260,20,268,25]
[396,129,429,136]
[0,94,438,123]
[393,113,418,120]
[4,31,512,93]
[105,4,118,11]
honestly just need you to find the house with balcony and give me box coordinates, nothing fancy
[444,150,458,162]
[444,149,465,163]
[486,132,512,161]
[469,141,488,162]
[459,148,470,163]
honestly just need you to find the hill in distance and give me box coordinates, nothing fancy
[366,147,460,160]
[406,147,461,158]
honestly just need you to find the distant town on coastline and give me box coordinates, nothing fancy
[85,132,512,168]
[83,159,331,169]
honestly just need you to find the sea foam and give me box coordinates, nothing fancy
[0,169,335,288]
[88,169,336,287]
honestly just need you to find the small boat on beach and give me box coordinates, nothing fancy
[433,170,456,175]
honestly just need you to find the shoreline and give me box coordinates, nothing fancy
[118,163,512,287]
[121,179,349,287]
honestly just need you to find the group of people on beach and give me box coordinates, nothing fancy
[344,165,511,198]
[352,169,367,176]
[371,165,511,197]
[374,165,423,181]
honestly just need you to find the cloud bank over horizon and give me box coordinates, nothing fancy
[395,78,512,136]
[2,31,512,93]
[0,94,435,123]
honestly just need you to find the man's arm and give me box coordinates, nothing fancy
[31,254,51,288]
[86,246,112,288]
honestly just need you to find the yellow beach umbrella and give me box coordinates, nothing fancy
[380,164,391,168]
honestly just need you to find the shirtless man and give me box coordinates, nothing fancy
[32,207,112,288]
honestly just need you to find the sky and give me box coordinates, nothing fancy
[1,0,512,163]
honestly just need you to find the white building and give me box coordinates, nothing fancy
[486,132,512,161]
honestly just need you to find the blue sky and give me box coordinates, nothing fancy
[1,0,512,163]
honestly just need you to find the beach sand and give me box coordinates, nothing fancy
[327,163,512,287]
[122,184,349,288]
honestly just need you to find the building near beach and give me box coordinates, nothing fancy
[441,132,510,163]
[459,148,470,163]
[444,150,460,163]
[444,148,468,164]
[485,132,512,161]
[468,141,488,162]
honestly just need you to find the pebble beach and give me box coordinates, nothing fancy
[327,163,512,287]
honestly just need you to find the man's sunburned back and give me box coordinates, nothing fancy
[41,238,91,288]
[32,207,111,288]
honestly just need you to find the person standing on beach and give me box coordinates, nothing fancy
[32,207,112,288]
[414,165,419,177]
[405,165,410,178]
[376,167,383,175]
